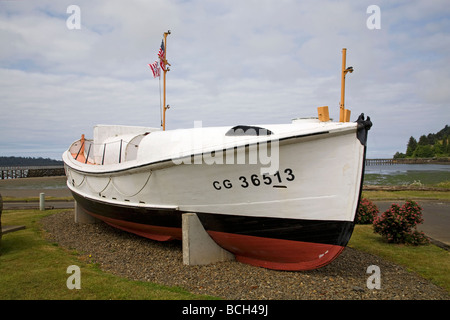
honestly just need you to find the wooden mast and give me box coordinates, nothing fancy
[339,48,353,122]
[162,30,171,131]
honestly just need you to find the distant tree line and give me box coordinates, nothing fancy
[0,156,63,167]
[394,125,450,159]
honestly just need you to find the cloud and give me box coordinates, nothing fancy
[0,68,160,158]
[0,0,449,160]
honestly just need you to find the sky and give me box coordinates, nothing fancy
[0,0,449,160]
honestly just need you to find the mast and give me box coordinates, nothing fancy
[162,30,171,130]
[339,48,353,122]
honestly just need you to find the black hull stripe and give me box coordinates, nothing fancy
[196,212,354,247]
[73,192,181,228]
[72,192,354,246]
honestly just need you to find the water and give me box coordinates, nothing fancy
[364,164,450,186]
[0,176,67,191]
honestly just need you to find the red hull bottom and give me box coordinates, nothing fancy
[87,211,344,271]
[208,231,345,271]
[89,211,182,242]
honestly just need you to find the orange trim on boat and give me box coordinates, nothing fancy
[71,134,95,164]
[71,153,95,164]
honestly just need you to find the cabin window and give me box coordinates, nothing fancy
[225,125,273,136]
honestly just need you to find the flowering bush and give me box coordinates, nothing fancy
[373,200,430,245]
[356,198,379,224]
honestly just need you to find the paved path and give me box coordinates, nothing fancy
[3,200,74,210]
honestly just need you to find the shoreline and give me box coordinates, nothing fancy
[367,158,450,165]
[363,185,450,192]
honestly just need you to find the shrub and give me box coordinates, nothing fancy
[356,198,379,224]
[373,200,430,245]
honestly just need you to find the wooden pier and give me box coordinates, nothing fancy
[366,158,450,166]
[365,159,396,165]
[0,166,65,180]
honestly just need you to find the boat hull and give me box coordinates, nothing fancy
[72,192,354,270]
[64,117,371,271]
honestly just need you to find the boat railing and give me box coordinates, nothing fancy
[69,138,95,164]
[69,136,141,165]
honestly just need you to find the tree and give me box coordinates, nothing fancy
[444,135,450,154]
[433,141,444,156]
[427,133,437,145]
[413,145,434,158]
[406,136,417,157]
[418,135,428,146]
[394,125,450,158]
[393,152,406,159]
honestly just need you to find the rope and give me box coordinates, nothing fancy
[67,166,152,199]
[85,176,111,194]
[67,169,86,187]
[110,170,152,198]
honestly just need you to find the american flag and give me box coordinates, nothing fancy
[158,40,166,71]
[148,61,160,78]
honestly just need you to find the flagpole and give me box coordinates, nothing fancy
[339,48,353,122]
[162,30,171,131]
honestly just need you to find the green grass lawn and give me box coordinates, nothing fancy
[0,209,216,300]
[349,225,450,293]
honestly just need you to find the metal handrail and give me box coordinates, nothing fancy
[69,137,141,165]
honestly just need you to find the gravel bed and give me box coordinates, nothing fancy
[41,211,449,300]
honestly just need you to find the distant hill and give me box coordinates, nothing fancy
[0,156,63,167]
[394,125,450,158]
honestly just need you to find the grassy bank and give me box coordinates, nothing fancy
[362,189,450,201]
[0,209,215,300]
[362,179,450,201]
[2,196,74,202]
